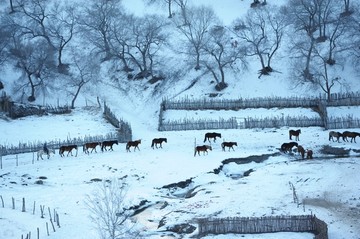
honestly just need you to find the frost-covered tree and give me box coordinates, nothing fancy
[8,38,55,102]
[172,5,219,70]
[126,14,169,78]
[78,0,123,61]
[233,6,287,78]
[67,50,100,108]
[86,179,140,239]
[202,26,247,91]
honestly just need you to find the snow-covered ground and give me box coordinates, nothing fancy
[1,106,360,239]
[1,0,360,238]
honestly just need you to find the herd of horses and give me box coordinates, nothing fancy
[281,129,360,159]
[36,128,360,160]
[329,130,360,143]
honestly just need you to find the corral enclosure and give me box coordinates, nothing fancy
[159,95,360,131]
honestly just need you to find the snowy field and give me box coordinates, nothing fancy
[1,107,360,239]
[1,0,360,238]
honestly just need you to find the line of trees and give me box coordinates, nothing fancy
[0,0,359,103]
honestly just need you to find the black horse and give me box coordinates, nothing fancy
[329,131,343,142]
[59,145,78,157]
[194,145,212,156]
[83,142,101,154]
[221,142,238,151]
[289,129,301,141]
[101,140,118,151]
[126,139,141,152]
[151,138,167,149]
[204,132,221,143]
[280,142,298,153]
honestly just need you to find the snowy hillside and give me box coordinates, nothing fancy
[1,1,360,239]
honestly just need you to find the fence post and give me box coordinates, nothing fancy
[0,195,4,208]
[22,197,26,212]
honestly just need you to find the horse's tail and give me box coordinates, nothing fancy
[203,136,207,143]
[151,140,154,148]
[289,131,292,140]
[221,143,225,151]
[83,144,86,153]
[194,147,197,157]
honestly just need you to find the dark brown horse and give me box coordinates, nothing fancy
[83,142,101,154]
[126,139,141,152]
[289,129,301,141]
[59,145,78,157]
[221,142,237,151]
[306,149,313,159]
[204,132,221,143]
[280,142,298,153]
[101,140,118,151]
[194,145,212,156]
[151,138,167,149]
[342,131,360,143]
[297,145,305,159]
[329,131,342,142]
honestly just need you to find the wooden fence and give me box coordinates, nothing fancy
[103,102,132,142]
[162,95,320,111]
[244,116,323,129]
[0,195,61,239]
[197,215,328,239]
[0,133,120,157]
[0,96,71,119]
[325,91,360,106]
[159,92,360,131]
[158,117,238,131]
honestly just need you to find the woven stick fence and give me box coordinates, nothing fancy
[159,92,360,131]
[197,215,328,239]
[162,96,320,111]
[0,132,120,157]
[103,102,132,141]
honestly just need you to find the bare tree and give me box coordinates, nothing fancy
[8,37,55,102]
[312,50,343,101]
[143,0,187,18]
[108,13,135,73]
[285,0,324,80]
[9,0,15,13]
[341,0,353,16]
[233,6,286,78]
[144,0,174,18]
[15,0,55,49]
[78,0,123,61]
[47,2,77,72]
[86,179,140,239]
[172,5,219,70]
[202,26,247,91]
[126,14,169,78]
[67,51,100,109]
